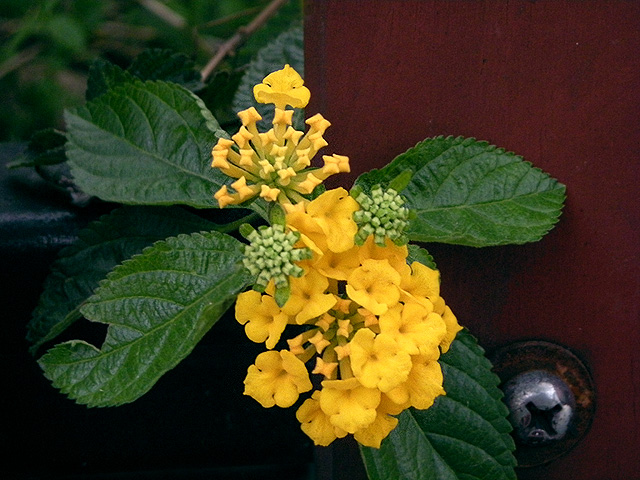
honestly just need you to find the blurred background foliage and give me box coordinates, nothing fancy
[0,0,302,142]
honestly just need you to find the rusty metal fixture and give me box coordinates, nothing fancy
[489,341,596,468]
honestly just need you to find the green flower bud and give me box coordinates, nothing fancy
[243,224,311,300]
[352,185,410,247]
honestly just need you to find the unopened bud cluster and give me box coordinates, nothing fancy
[243,224,311,290]
[353,186,409,246]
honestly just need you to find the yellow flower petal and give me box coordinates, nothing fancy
[253,64,311,109]
[439,305,463,353]
[296,391,348,446]
[306,188,359,253]
[282,268,337,324]
[378,302,445,356]
[313,245,361,281]
[346,259,401,315]
[349,329,412,392]
[243,350,312,408]
[401,261,441,300]
[260,184,281,202]
[237,107,263,126]
[214,185,236,208]
[385,356,446,410]
[358,236,409,273]
[235,290,289,349]
[353,395,401,448]
[312,357,338,379]
[319,377,381,433]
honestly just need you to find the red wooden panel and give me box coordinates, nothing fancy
[305,1,639,478]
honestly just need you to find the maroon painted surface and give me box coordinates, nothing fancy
[305,1,639,478]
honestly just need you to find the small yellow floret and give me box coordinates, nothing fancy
[349,329,412,393]
[237,107,263,126]
[253,64,311,109]
[235,290,289,349]
[244,350,312,408]
[346,259,402,315]
[296,173,323,195]
[273,107,294,126]
[260,185,280,202]
[297,392,347,446]
[214,185,236,208]
[319,377,381,433]
[312,357,338,379]
[322,154,351,175]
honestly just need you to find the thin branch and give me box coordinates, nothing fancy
[0,44,41,80]
[200,0,288,82]
[198,7,262,30]
[137,0,186,30]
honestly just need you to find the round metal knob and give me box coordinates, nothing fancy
[503,370,575,445]
[489,340,596,467]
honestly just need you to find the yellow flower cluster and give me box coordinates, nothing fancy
[236,188,462,448]
[211,64,350,208]
[215,65,462,449]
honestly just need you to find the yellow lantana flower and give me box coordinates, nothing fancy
[253,64,311,109]
[353,395,402,448]
[223,65,463,451]
[305,188,359,253]
[385,355,446,410]
[346,259,402,315]
[296,391,348,446]
[211,66,350,208]
[235,290,290,349]
[319,377,381,433]
[243,350,312,408]
[378,302,447,356]
[286,187,359,254]
[281,268,337,324]
[349,328,412,392]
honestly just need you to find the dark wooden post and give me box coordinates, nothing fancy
[305,1,639,478]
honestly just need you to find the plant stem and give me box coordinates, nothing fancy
[215,211,262,234]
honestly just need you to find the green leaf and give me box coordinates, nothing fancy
[7,128,67,168]
[198,67,245,127]
[39,230,250,407]
[86,59,135,101]
[87,50,202,101]
[355,136,566,247]
[65,79,230,208]
[27,206,224,354]
[232,25,305,130]
[360,330,517,480]
[407,244,437,271]
[127,49,203,92]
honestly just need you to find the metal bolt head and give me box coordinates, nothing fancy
[490,341,596,467]
[504,370,575,445]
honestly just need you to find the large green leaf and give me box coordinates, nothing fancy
[355,136,566,247]
[26,206,228,354]
[65,79,229,208]
[127,49,203,92]
[360,330,517,480]
[38,230,250,407]
[85,59,135,101]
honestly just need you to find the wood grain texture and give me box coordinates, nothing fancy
[305,1,639,478]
